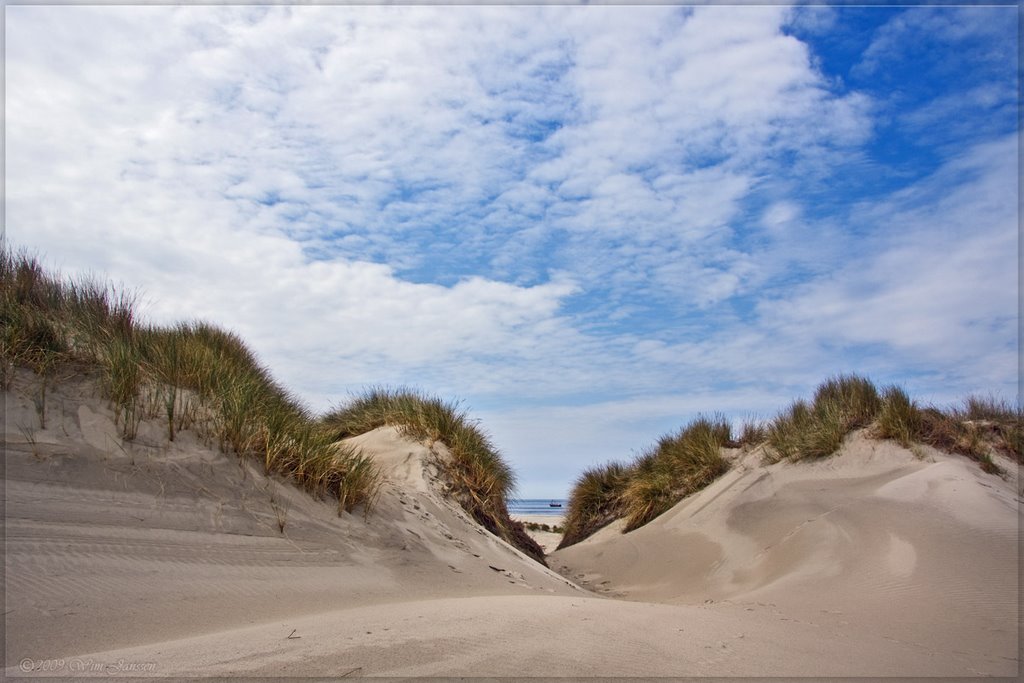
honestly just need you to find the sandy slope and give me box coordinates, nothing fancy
[2,369,576,676]
[3,368,1020,678]
[551,437,1021,677]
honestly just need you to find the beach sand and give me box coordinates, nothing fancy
[3,368,1019,677]
[510,514,565,553]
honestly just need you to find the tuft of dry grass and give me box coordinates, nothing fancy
[767,374,881,462]
[961,395,1020,423]
[1,248,67,386]
[813,374,881,427]
[621,462,674,534]
[920,407,991,465]
[737,417,768,449]
[874,388,1020,471]
[622,416,730,531]
[557,461,632,549]
[766,376,1019,472]
[322,387,544,563]
[559,416,730,548]
[875,385,921,448]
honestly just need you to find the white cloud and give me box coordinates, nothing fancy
[855,7,1015,78]
[8,4,870,312]
[761,201,801,233]
[783,6,838,37]
[758,135,1018,394]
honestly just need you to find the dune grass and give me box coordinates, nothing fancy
[875,385,922,448]
[559,375,1020,549]
[765,374,881,463]
[523,521,564,534]
[1,242,381,516]
[557,416,731,549]
[916,400,1021,473]
[622,416,731,531]
[322,387,546,564]
[558,461,633,549]
[765,376,1020,472]
[737,418,768,448]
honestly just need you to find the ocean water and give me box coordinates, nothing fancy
[509,498,568,516]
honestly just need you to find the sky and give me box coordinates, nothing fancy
[5,3,1019,498]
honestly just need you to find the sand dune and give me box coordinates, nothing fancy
[3,369,1020,677]
[551,436,1020,676]
[3,370,576,675]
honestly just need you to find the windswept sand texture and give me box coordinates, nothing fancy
[4,369,1020,677]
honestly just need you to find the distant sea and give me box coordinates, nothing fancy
[509,499,568,516]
